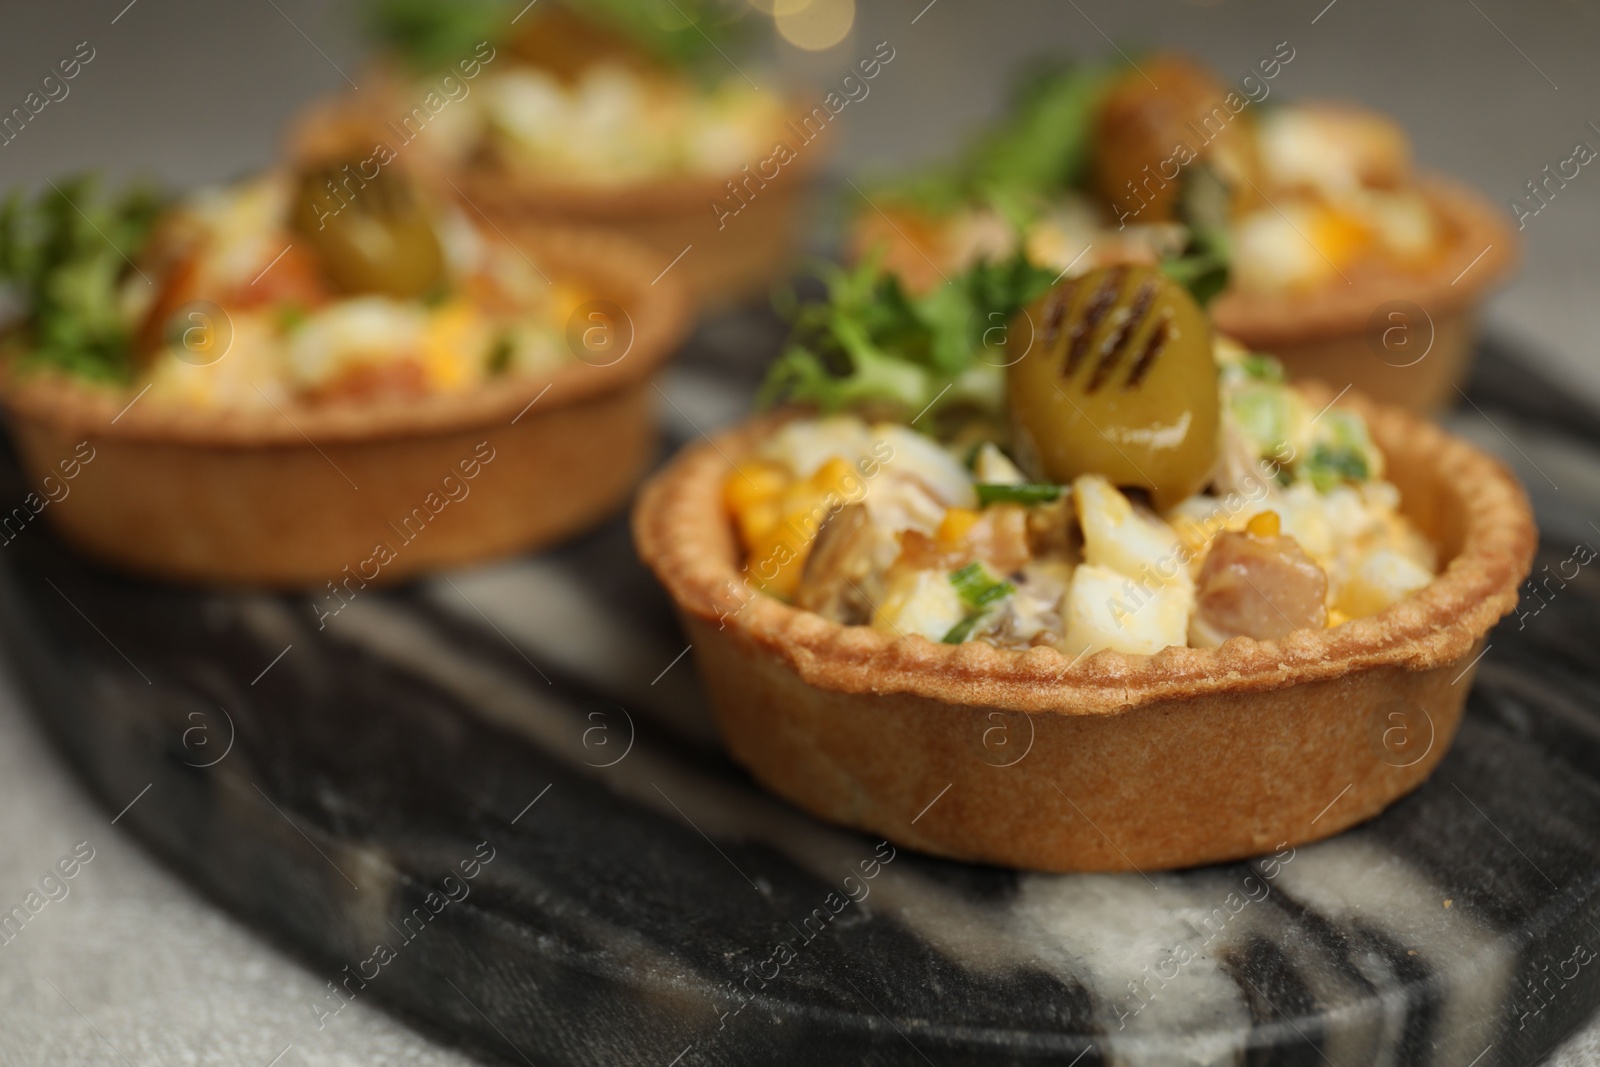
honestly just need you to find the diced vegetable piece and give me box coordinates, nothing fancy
[1239,353,1286,383]
[874,569,967,642]
[1304,443,1369,492]
[1074,475,1191,589]
[975,483,1063,507]
[1061,563,1191,657]
[942,615,983,644]
[950,561,1015,610]
[1304,408,1381,491]
[1229,383,1293,456]
[972,442,1026,485]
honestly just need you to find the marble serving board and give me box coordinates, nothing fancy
[2,322,1599,1067]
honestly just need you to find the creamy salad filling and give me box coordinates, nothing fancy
[445,64,784,184]
[134,173,578,410]
[0,167,584,411]
[364,1,786,185]
[731,336,1436,658]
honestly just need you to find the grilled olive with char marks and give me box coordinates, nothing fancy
[1006,265,1219,510]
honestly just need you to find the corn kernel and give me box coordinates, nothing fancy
[810,456,860,497]
[724,462,789,515]
[1246,510,1282,538]
[1310,205,1372,268]
[937,507,980,545]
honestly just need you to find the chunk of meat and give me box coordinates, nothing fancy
[1189,529,1328,647]
[795,504,877,625]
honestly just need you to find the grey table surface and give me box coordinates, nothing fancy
[0,1,1597,1063]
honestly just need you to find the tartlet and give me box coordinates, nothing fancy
[851,53,1517,411]
[636,388,1533,872]
[307,1,829,307]
[634,261,1534,872]
[0,176,690,587]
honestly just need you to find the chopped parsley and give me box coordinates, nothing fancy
[758,250,1057,425]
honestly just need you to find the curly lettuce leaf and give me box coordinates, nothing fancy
[0,176,164,383]
[759,251,1058,426]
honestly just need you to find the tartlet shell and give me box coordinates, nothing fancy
[632,388,1536,872]
[0,227,691,588]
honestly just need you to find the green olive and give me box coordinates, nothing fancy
[1091,54,1263,224]
[291,162,445,299]
[1006,265,1219,510]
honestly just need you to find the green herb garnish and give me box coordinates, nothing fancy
[975,482,1062,507]
[277,303,309,333]
[1305,443,1370,491]
[364,0,750,78]
[758,250,1058,424]
[941,615,983,645]
[942,561,1015,644]
[950,561,1014,610]
[1303,408,1377,491]
[0,176,164,383]
[363,0,508,73]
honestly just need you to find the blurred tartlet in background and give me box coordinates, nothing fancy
[292,0,827,308]
[0,161,689,587]
[851,52,1516,411]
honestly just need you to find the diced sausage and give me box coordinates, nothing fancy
[1189,529,1328,646]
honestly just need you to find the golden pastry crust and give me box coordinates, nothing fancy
[1,226,692,587]
[632,386,1537,870]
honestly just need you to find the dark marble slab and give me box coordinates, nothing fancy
[1,329,1598,1067]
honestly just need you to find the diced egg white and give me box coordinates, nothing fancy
[285,298,427,389]
[874,568,967,642]
[973,442,1025,485]
[1061,563,1191,657]
[1074,475,1192,590]
[870,424,978,509]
